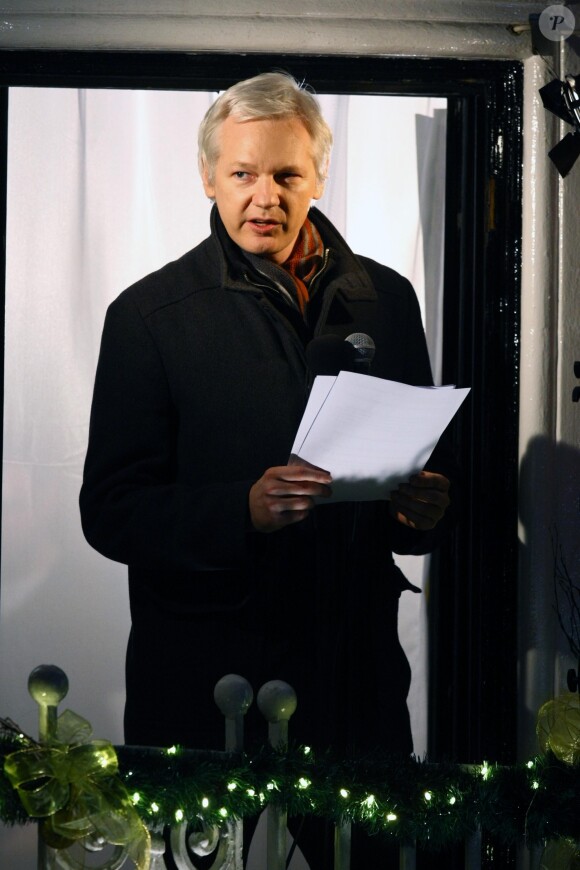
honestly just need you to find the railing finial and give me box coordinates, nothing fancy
[28,664,69,743]
[257,680,297,726]
[214,673,253,753]
[257,681,298,869]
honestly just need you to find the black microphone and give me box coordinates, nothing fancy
[306,334,356,376]
[345,332,376,374]
[306,333,375,376]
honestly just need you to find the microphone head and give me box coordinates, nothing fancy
[345,332,376,364]
[306,334,356,376]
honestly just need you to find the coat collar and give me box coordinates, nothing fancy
[209,205,378,304]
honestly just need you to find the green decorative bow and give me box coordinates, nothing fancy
[3,709,150,869]
[537,692,580,765]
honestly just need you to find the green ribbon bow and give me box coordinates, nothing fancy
[3,709,150,869]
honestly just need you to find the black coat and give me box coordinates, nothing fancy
[80,207,459,754]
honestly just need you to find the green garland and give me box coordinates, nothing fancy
[2,732,580,850]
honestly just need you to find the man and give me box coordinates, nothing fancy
[80,72,456,761]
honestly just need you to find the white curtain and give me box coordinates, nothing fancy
[0,88,446,782]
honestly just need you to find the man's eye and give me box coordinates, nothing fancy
[234,171,249,179]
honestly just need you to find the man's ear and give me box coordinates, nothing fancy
[312,178,326,201]
[312,159,329,200]
[201,160,216,199]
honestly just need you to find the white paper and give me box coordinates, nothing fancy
[290,371,470,502]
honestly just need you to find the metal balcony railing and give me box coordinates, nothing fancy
[2,666,552,870]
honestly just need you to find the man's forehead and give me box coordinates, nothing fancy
[215,115,315,166]
[218,115,312,144]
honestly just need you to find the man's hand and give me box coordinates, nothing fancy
[249,465,332,533]
[389,471,450,531]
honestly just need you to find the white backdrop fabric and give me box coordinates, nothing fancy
[0,88,446,790]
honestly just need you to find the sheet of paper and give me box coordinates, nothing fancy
[290,371,470,502]
[291,375,336,450]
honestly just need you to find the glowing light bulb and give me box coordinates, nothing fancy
[386,813,397,822]
[201,797,209,809]
[132,792,141,805]
[532,781,539,790]
[175,809,184,822]
[298,778,311,790]
[424,791,432,802]
[340,789,349,799]
[227,782,237,791]
[449,796,457,805]
[481,763,490,780]
[167,746,177,755]
[219,808,228,817]
[150,802,159,813]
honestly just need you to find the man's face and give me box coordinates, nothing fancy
[202,115,325,264]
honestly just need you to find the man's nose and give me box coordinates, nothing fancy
[252,176,280,208]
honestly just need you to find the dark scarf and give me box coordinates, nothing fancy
[281,217,325,314]
[241,217,326,317]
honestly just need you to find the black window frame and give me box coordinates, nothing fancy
[0,50,523,767]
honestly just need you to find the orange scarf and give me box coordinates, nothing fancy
[282,218,325,314]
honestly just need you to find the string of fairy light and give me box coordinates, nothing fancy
[1,735,580,848]
[102,745,578,847]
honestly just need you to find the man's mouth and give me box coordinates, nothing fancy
[247,219,280,232]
